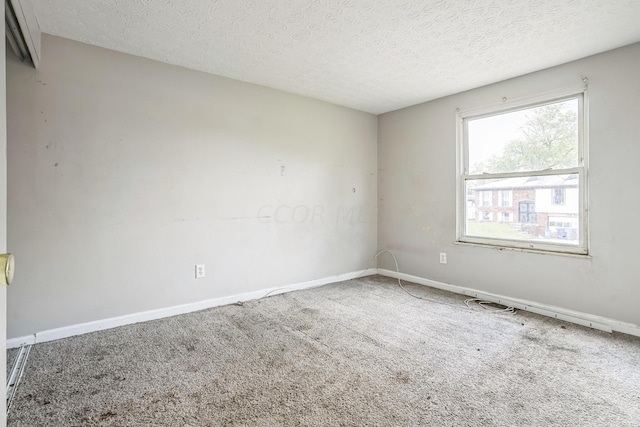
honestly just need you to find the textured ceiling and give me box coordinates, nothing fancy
[33,0,640,114]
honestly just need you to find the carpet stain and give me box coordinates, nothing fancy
[180,338,200,352]
[393,370,411,384]
[99,410,117,421]
[548,344,579,353]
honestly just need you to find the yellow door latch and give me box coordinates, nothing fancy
[0,254,14,285]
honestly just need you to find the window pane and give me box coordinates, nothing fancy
[468,99,579,174]
[465,174,580,244]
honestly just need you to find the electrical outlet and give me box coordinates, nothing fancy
[195,264,205,279]
[439,253,447,264]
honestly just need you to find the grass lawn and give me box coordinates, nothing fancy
[466,220,533,240]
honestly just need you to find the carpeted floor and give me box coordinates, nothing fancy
[7,275,640,426]
[7,347,17,378]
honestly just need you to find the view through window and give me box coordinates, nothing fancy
[459,95,587,254]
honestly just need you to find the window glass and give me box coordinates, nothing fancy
[468,99,579,175]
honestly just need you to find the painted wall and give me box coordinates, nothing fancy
[7,35,378,338]
[1,5,8,422]
[378,42,640,326]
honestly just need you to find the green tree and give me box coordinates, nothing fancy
[474,103,578,174]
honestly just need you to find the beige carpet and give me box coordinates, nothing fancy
[7,275,640,426]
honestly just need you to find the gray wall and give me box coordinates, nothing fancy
[378,42,640,326]
[7,35,378,338]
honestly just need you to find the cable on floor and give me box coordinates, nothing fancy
[464,298,516,314]
[7,343,32,414]
[369,249,517,315]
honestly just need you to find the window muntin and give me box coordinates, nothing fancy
[552,188,566,205]
[458,92,587,254]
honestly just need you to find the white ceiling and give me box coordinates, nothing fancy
[33,0,640,114]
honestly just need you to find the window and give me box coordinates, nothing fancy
[480,191,492,207]
[457,86,588,254]
[498,190,512,207]
[552,188,565,205]
[519,202,537,224]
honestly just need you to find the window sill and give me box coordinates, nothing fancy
[455,240,592,259]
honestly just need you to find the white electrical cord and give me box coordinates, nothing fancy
[7,344,32,413]
[370,249,516,315]
[464,298,517,314]
[367,250,464,309]
[255,249,516,315]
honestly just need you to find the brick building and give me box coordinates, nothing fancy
[471,174,579,240]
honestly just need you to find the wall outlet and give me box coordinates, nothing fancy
[195,264,205,279]
[439,253,447,264]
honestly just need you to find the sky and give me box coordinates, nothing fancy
[467,98,578,172]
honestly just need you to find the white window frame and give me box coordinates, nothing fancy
[498,190,512,207]
[456,84,589,255]
[480,190,492,207]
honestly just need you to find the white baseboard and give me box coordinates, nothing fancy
[7,268,378,349]
[6,335,36,350]
[378,269,640,338]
